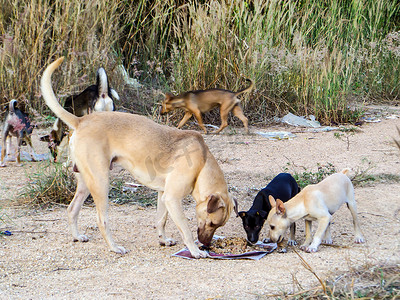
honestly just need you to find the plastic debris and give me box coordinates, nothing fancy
[256,131,296,140]
[0,231,12,236]
[281,113,321,128]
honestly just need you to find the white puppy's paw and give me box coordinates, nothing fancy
[111,245,127,255]
[73,235,89,242]
[322,238,333,244]
[159,238,177,247]
[355,237,365,244]
[305,246,318,253]
[287,239,297,246]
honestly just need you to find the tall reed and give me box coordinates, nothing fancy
[0,0,399,124]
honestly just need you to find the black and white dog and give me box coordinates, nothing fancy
[239,173,300,246]
[40,67,119,162]
[1,100,36,167]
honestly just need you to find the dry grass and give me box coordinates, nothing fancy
[1,0,399,125]
[266,250,400,299]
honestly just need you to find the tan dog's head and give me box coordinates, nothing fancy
[160,93,184,114]
[196,194,236,246]
[266,195,290,244]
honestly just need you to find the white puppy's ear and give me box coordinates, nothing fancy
[268,195,276,208]
[276,199,286,215]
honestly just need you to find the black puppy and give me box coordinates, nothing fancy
[239,173,300,245]
[1,99,36,167]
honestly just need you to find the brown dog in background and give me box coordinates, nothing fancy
[41,57,237,258]
[160,79,254,134]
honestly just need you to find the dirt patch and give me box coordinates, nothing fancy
[1,111,400,299]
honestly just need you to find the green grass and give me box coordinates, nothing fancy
[284,162,337,189]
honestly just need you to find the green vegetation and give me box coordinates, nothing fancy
[16,162,77,207]
[284,162,337,189]
[15,162,156,208]
[1,0,399,124]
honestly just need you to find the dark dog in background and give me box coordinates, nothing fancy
[239,173,300,248]
[1,99,36,167]
[40,67,119,162]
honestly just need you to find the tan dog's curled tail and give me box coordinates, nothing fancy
[340,168,351,177]
[41,57,79,130]
[234,79,254,97]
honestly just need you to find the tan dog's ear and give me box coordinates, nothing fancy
[165,92,174,101]
[207,195,225,213]
[276,199,286,215]
[269,195,276,208]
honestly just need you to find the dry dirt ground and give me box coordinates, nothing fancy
[1,105,400,299]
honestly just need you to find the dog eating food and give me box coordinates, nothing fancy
[203,237,272,255]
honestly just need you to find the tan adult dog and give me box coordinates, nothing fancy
[160,80,253,134]
[267,169,365,252]
[41,57,237,258]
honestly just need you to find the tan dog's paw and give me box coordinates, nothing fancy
[159,238,177,247]
[190,249,209,259]
[111,245,127,255]
[73,235,89,242]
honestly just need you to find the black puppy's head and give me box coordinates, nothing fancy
[239,210,268,244]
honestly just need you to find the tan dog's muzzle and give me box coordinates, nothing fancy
[197,228,215,246]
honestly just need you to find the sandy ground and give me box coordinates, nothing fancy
[1,106,400,299]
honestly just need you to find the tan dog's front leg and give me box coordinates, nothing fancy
[305,216,331,252]
[156,191,176,246]
[300,220,313,250]
[191,109,207,134]
[162,193,208,258]
[177,112,193,130]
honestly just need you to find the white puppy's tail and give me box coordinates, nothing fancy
[41,57,79,130]
[340,168,351,177]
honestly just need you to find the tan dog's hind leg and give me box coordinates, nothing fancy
[67,173,90,242]
[346,202,365,243]
[156,191,177,246]
[177,112,193,130]
[77,153,126,254]
[232,105,249,134]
